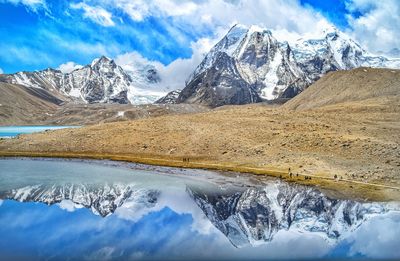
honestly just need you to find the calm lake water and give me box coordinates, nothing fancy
[0,158,399,260]
[0,126,78,138]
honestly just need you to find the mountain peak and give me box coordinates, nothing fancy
[91,55,113,67]
[171,23,400,107]
[322,24,340,35]
[248,24,270,35]
[228,24,273,38]
[229,23,248,31]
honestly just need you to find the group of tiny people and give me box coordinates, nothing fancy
[286,167,312,180]
[180,160,342,181]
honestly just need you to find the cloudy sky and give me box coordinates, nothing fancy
[0,0,399,86]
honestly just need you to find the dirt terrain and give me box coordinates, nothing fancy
[0,83,62,125]
[44,103,209,125]
[0,68,399,200]
[0,82,208,125]
[284,67,400,110]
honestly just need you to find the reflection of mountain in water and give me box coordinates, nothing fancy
[1,180,398,249]
[0,184,159,217]
[187,183,397,248]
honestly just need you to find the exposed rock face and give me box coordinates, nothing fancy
[173,24,400,107]
[188,182,397,248]
[177,52,262,107]
[1,56,164,105]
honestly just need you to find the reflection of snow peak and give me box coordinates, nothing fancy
[1,183,159,217]
[2,180,399,250]
[0,183,214,235]
[188,182,400,248]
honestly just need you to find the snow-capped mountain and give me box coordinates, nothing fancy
[172,24,400,107]
[188,182,399,248]
[292,26,400,81]
[1,56,164,105]
[0,183,159,217]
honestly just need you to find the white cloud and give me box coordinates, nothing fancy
[153,0,198,17]
[115,36,219,91]
[57,61,83,73]
[86,246,117,261]
[0,0,47,12]
[345,0,400,54]
[102,0,197,22]
[71,2,115,27]
[105,0,398,56]
[1,0,43,6]
[107,0,330,36]
[115,51,161,75]
[111,0,150,22]
[0,68,3,74]
[155,37,218,89]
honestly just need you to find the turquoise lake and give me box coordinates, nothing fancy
[0,126,78,138]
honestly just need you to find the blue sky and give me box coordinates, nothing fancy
[0,0,399,74]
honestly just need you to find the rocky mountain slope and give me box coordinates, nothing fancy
[188,182,398,248]
[173,24,400,107]
[0,56,164,105]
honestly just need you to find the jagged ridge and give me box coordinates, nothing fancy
[1,56,163,105]
[173,24,400,107]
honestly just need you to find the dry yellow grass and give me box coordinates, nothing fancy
[0,68,399,200]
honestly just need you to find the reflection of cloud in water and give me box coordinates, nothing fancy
[347,212,400,259]
[0,199,400,259]
[114,186,215,235]
[58,200,84,212]
[0,199,3,207]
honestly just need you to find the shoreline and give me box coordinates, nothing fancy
[1,151,399,202]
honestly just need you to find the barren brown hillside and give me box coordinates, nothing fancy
[0,83,62,125]
[1,68,399,200]
[284,67,400,110]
